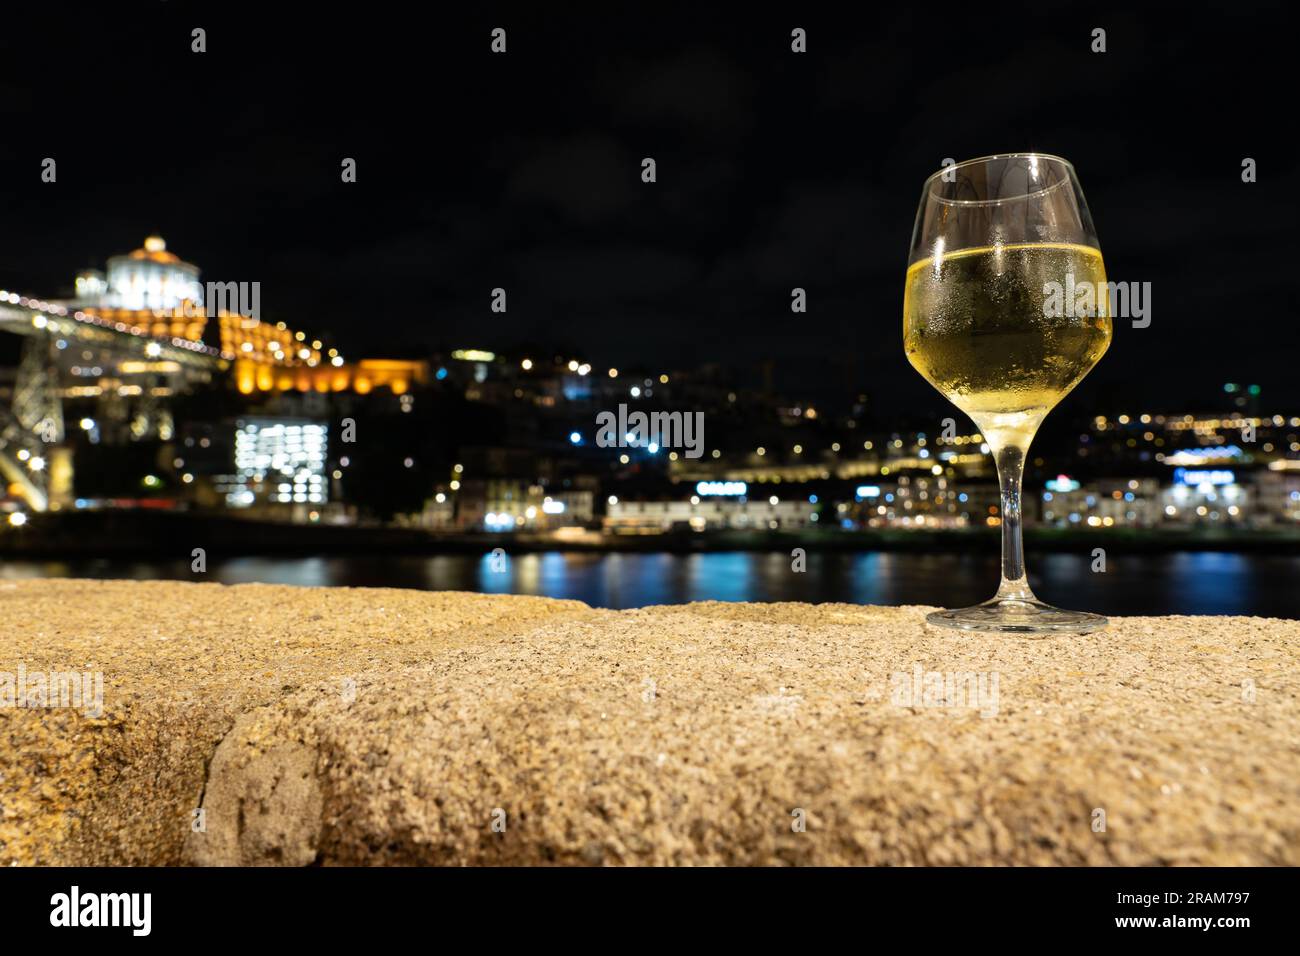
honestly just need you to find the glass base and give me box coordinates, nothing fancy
[926,596,1107,635]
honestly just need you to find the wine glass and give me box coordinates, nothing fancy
[903,153,1111,633]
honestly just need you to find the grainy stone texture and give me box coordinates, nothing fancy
[2,579,1297,866]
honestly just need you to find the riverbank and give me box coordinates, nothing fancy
[3,580,1296,865]
[2,509,1298,556]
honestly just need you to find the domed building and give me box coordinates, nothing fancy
[73,235,208,343]
[94,235,204,311]
[65,235,424,395]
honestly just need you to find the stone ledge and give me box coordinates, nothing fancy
[1,579,1296,865]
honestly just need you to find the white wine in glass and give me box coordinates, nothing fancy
[904,155,1111,633]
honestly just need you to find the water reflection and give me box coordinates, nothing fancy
[1,551,1296,618]
[688,552,755,604]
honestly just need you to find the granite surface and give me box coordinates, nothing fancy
[1,579,1296,865]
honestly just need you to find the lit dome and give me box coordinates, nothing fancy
[100,235,202,310]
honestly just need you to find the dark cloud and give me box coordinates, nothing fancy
[614,48,754,136]
[506,133,638,224]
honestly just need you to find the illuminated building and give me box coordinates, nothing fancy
[454,480,594,530]
[71,235,217,344]
[221,418,328,512]
[1041,478,1163,528]
[231,356,428,395]
[72,236,208,342]
[1158,473,1246,526]
[844,477,1000,529]
[667,432,992,486]
[223,317,323,375]
[64,237,364,382]
[81,306,210,348]
[1250,471,1300,525]
[91,235,204,312]
[604,498,814,533]
[405,494,456,530]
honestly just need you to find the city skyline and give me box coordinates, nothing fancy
[2,5,1296,410]
[2,239,1294,539]
[0,4,1295,620]
[1,228,1287,424]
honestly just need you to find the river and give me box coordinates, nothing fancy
[2,550,1297,618]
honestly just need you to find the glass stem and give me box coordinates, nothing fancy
[993,442,1035,604]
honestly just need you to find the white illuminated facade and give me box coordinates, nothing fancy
[226,418,328,508]
[80,235,204,311]
[74,270,108,301]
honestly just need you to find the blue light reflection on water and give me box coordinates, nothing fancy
[0,550,1296,618]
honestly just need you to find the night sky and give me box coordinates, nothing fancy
[1,3,1296,415]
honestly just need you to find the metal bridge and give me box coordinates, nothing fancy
[0,291,225,510]
[0,288,426,511]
